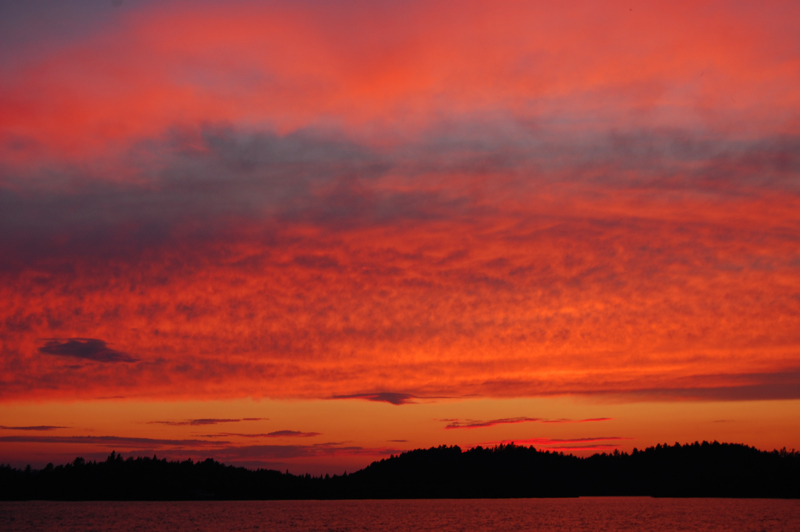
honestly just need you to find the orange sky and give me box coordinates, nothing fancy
[1,0,799,474]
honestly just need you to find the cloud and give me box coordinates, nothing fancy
[149,418,266,426]
[443,417,612,430]
[37,338,137,363]
[443,417,541,430]
[5,125,798,274]
[605,368,800,402]
[4,0,799,162]
[264,430,320,438]
[332,393,418,405]
[200,431,321,438]
[0,435,227,447]
[1,2,800,406]
[541,418,613,424]
[0,425,66,431]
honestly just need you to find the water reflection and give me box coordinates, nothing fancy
[1,498,799,532]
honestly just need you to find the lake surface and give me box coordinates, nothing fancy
[1,498,799,531]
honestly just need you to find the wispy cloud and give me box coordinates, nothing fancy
[200,431,320,438]
[0,435,226,447]
[149,418,267,426]
[443,417,612,430]
[0,425,66,431]
[442,417,541,430]
[263,430,320,438]
[541,418,613,424]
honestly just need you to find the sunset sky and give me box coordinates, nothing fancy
[1,0,799,475]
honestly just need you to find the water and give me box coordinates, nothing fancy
[1,498,798,532]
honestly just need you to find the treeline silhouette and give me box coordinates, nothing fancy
[1,441,798,500]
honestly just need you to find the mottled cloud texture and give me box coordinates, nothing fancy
[1,0,799,404]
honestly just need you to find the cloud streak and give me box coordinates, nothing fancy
[0,426,66,431]
[149,418,266,426]
[443,417,612,429]
[541,418,613,424]
[0,435,227,447]
[201,431,321,438]
[442,417,542,430]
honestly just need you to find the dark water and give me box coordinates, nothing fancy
[1,498,799,532]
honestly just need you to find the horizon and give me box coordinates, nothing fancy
[1,0,799,477]
[6,438,797,474]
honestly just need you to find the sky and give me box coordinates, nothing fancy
[1,0,799,475]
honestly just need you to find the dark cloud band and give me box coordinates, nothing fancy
[38,338,137,363]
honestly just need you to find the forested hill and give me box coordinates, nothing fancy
[2,441,798,500]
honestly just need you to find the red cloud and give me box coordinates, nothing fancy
[1,1,799,407]
[3,0,798,162]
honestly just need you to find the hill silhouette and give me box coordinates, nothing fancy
[1,441,798,500]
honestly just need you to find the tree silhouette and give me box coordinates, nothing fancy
[1,441,797,500]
